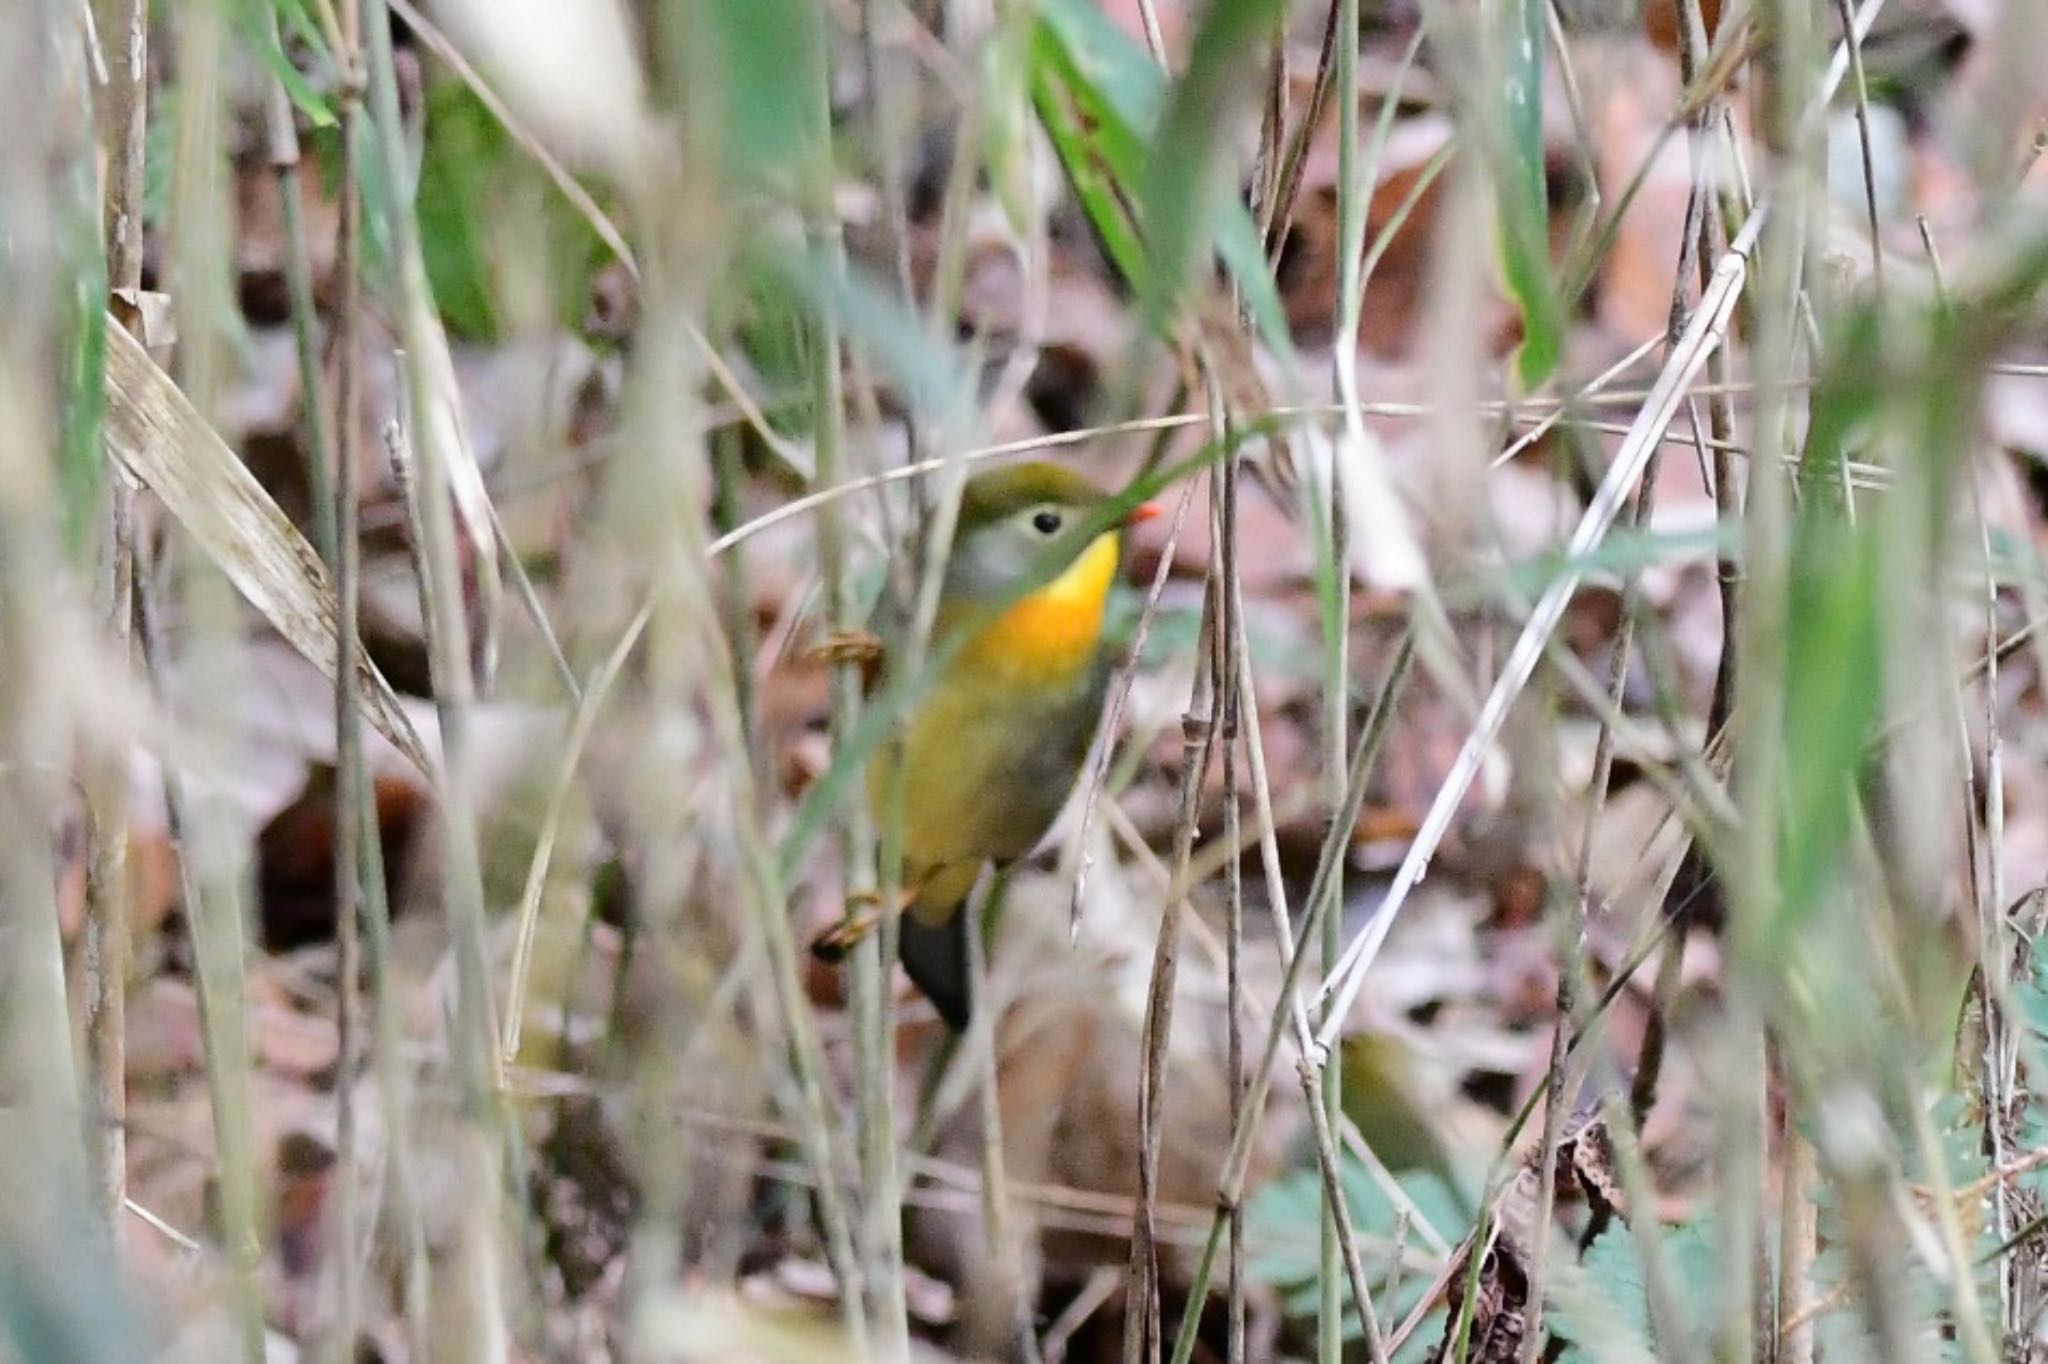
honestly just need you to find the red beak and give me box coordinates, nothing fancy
[1125,501,1164,527]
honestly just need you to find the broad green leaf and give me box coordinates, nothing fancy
[415,81,503,339]
[1773,510,1882,940]
[1028,0,1164,288]
[1246,1149,1464,1358]
[1548,1219,1717,1364]
[700,0,830,191]
[410,79,611,342]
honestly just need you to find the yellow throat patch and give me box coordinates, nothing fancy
[962,531,1120,685]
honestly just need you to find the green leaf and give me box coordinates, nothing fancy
[1028,0,1161,289]
[1773,511,1883,939]
[59,117,107,560]
[1548,1219,1716,1364]
[1135,0,1290,329]
[758,250,975,425]
[1492,0,1563,390]
[1029,0,1296,362]
[1247,1138,1473,1356]
[700,0,831,191]
[229,0,336,128]
[405,79,611,342]
[414,82,502,339]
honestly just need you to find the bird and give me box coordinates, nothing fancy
[816,461,1159,1031]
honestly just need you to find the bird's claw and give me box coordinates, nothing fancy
[809,905,878,962]
[809,628,884,667]
[808,887,916,962]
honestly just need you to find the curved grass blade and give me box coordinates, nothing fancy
[101,317,433,775]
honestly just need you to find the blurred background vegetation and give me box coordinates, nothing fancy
[4,0,2048,1361]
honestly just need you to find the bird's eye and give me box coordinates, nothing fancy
[1032,510,1063,535]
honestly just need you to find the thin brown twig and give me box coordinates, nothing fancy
[1832,0,1886,296]
[1260,0,1343,263]
[1125,498,1222,1364]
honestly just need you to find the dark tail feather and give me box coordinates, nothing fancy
[898,910,972,1032]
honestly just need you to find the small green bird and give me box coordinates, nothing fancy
[847,461,1157,1030]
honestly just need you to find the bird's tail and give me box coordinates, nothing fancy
[898,909,972,1032]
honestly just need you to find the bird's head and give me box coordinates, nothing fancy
[941,461,1160,682]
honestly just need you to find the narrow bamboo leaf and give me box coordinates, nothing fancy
[1494,0,1563,389]
[1034,0,1165,128]
[1215,193,1298,369]
[230,0,336,127]
[1136,0,1290,329]
[1029,24,1149,289]
[59,141,108,559]
[101,318,434,776]
[1030,0,1295,360]
[414,81,505,340]
[1774,509,1883,940]
[764,251,975,423]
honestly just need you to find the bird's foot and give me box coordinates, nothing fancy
[808,887,914,962]
[808,628,884,668]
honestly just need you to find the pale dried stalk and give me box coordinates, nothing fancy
[323,5,368,1352]
[1777,1124,1817,1364]
[362,3,511,1357]
[1218,458,1248,1364]
[965,871,1040,1362]
[501,604,647,1068]
[163,7,266,1354]
[809,90,912,1355]
[605,161,868,1364]
[1322,2,1363,1356]
[1126,548,1221,1364]
[1522,27,1725,1342]
[81,0,147,1241]
[140,570,268,1364]
[0,0,90,1261]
